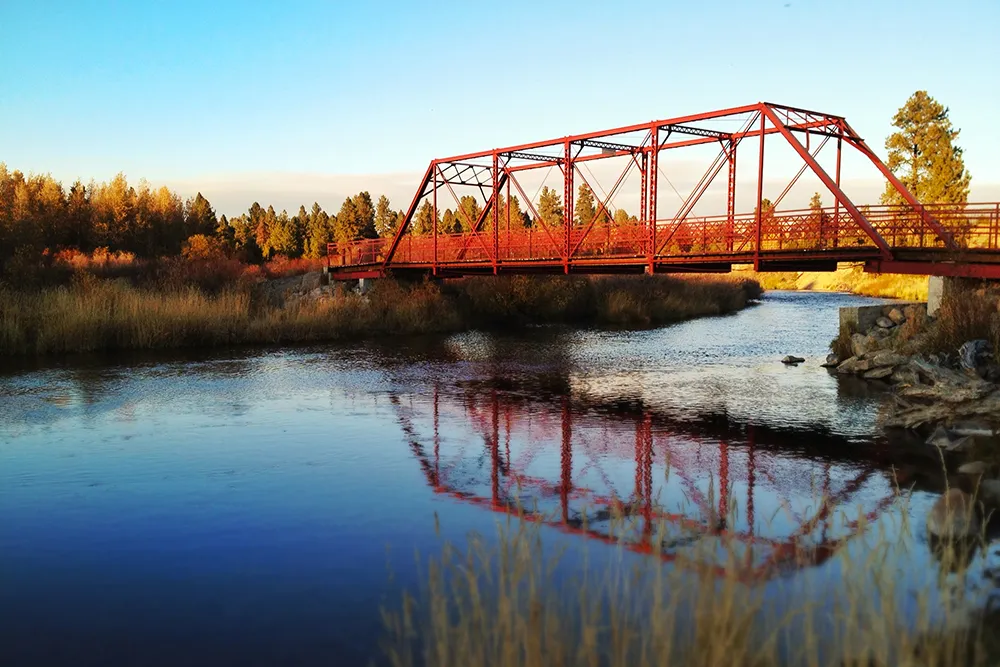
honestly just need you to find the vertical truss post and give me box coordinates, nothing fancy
[754,114,766,270]
[432,165,439,275]
[648,126,658,273]
[640,152,648,237]
[505,177,511,259]
[833,135,842,249]
[727,140,736,252]
[492,152,500,274]
[563,140,573,273]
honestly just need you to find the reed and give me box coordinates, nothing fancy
[382,489,995,667]
[0,273,761,356]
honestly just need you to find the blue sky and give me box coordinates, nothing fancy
[2,0,998,214]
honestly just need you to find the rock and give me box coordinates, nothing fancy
[958,461,988,476]
[979,479,1000,506]
[951,421,998,438]
[926,489,978,538]
[869,326,892,340]
[781,355,805,365]
[903,304,927,323]
[851,333,877,358]
[887,308,907,325]
[837,357,860,374]
[870,351,907,368]
[300,271,323,292]
[821,353,839,368]
[927,424,954,449]
[876,316,895,329]
[855,359,872,373]
[890,367,920,385]
[864,367,894,380]
[959,339,996,377]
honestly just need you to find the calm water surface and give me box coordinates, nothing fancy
[2,291,997,666]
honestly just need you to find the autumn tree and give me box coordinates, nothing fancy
[537,186,563,228]
[374,195,397,237]
[881,91,971,206]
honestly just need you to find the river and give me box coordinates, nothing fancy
[2,291,997,666]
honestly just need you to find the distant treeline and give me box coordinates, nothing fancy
[0,165,643,271]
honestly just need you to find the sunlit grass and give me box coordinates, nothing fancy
[0,274,761,356]
[383,485,996,667]
[740,264,929,301]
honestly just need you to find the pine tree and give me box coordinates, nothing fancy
[442,208,459,234]
[413,200,439,236]
[574,184,596,227]
[537,186,563,228]
[881,91,971,206]
[374,194,397,237]
[184,192,217,237]
[304,202,332,258]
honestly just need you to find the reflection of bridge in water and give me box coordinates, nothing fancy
[392,383,898,583]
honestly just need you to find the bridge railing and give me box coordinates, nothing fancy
[326,202,1000,270]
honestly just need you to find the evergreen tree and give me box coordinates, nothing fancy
[374,194,397,237]
[442,208,459,234]
[457,195,481,232]
[185,192,217,237]
[881,91,970,206]
[574,184,596,227]
[215,214,235,250]
[268,209,298,257]
[537,186,563,228]
[413,200,439,236]
[304,202,332,258]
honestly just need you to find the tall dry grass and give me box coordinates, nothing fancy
[740,264,929,301]
[383,491,996,667]
[0,274,761,356]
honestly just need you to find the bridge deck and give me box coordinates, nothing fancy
[328,202,1000,279]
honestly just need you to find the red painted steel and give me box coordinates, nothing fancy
[327,103,1000,280]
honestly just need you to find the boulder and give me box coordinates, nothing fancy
[887,308,907,325]
[851,333,877,358]
[300,271,324,292]
[864,367,894,380]
[869,326,892,340]
[855,359,872,373]
[876,316,895,329]
[821,353,840,368]
[781,355,805,365]
[959,339,994,373]
[890,367,920,385]
[870,351,907,368]
[837,357,860,374]
[979,479,1000,506]
[958,461,988,476]
[926,489,978,538]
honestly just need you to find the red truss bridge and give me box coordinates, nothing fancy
[328,102,1000,280]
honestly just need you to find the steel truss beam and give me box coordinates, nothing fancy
[351,102,995,278]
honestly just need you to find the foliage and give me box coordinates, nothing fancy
[537,186,563,228]
[574,184,596,228]
[881,91,971,206]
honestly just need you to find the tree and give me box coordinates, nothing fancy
[268,209,299,257]
[537,186,563,228]
[353,191,378,239]
[374,195,397,237]
[456,195,481,232]
[185,192,217,237]
[413,200,439,236]
[613,209,635,226]
[881,91,970,206]
[441,208,459,234]
[574,184,596,227]
[303,202,332,258]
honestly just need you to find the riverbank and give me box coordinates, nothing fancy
[737,263,929,300]
[0,274,762,356]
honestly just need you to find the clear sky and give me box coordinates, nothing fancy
[2,0,998,214]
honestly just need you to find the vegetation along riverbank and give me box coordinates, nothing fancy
[0,261,762,356]
[738,263,930,301]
